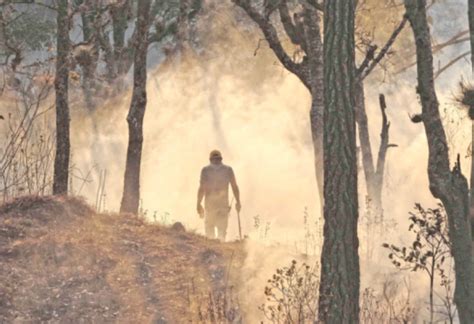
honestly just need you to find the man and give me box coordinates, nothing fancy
[197,150,241,241]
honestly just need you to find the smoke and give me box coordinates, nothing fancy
[64,0,472,321]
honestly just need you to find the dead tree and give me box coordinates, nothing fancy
[120,0,152,214]
[355,17,406,216]
[318,0,360,322]
[53,0,71,195]
[404,0,474,322]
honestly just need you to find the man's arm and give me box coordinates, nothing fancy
[197,168,206,217]
[230,168,241,212]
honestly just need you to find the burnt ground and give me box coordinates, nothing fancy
[0,196,245,323]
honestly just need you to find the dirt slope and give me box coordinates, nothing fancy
[0,196,245,323]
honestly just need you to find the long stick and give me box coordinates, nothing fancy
[237,210,242,240]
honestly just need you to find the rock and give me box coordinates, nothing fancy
[171,222,185,232]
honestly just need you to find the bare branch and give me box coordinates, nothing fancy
[356,44,377,76]
[305,0,324,12]
[359,15,408,80]
[432,30,469,53]
[375,94,396,181]
[232,0,304,79]
[434,51,470,80]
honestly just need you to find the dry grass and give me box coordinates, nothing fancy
[0,195,245,323]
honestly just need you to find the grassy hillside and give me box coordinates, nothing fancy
[0,196,245,323]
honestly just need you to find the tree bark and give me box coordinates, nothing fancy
[53,0,71,195]
[354,81,378,209]
[374,94,394,218]
[79,0,100,110]
[305,8,324,212]
[469,0,474,73]
[405,1,474,323]
[318,0,360,322]
[112,0,132,77]
[120,0,151,214]
[468,0,474,223]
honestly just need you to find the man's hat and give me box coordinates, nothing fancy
[209,150,222,159]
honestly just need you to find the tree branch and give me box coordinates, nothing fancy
[305,0,324,12]
[434,50,470,80]
[359,15,408,80]
[376,94,397,180]
[232,0,304,80]
[278,0,302,46]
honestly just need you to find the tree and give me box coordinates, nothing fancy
[404,0,474,322]
[119,0,200,214]
[120,0,152,214]
[53,0,71,195]
[355,16,406,217]
[231,0,404,217]
[232,0,325,208]
[318,0,359,322]
[468,0,474,222]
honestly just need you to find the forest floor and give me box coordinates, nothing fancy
[0,196,245,323]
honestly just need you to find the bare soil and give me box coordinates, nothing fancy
[0,196,244,323]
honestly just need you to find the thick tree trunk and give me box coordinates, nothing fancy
[305,9,324,212]
[310,96,324,212]
[120,0,151,214]
[318,0,360,323]
[405,1,474,323]
[469,0,474,73]
[468,0,474,223]
[53,0,70,195]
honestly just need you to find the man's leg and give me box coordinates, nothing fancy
[205,210,217,239]
[216,210,229,241]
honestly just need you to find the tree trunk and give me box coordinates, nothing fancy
[471,122,474,220]
[120,0,151,214]
[468,0,474,226]
[79,0,99,110]
[469,0,474,74]
[405,1,474,323]
[111,0,132,92]
[112,0,130,76]
[310,96,324,212]
[53,0,70,195]
[374,94,392,224]
[354,80,380,211]
[318,0,360,322]
[305,9,324,213]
